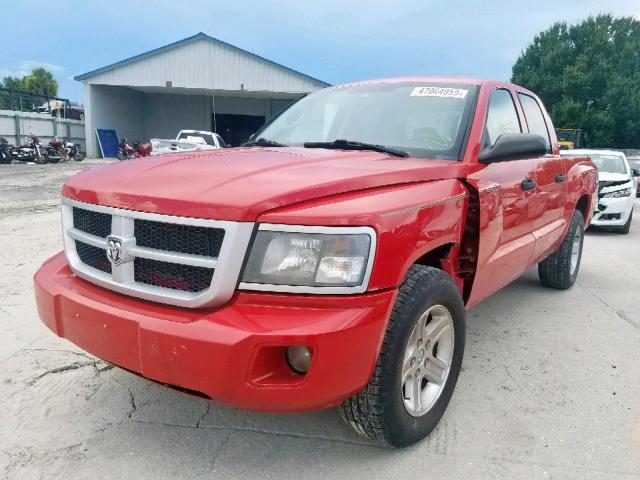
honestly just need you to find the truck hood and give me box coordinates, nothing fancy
[63,147,466,221]
[598,172,631,183]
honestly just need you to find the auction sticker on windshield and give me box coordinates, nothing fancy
[411,87,468,98]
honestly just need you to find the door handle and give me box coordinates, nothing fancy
[555,173,566,183]
[521,178,537,191]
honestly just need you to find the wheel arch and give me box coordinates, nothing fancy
[403,241,464,295]
[575,194,590,225]
[412,242,455,269]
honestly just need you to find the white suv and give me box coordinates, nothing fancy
[562,149,635,234]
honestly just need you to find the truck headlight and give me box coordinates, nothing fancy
[240,225,376,293]
[602,187,632,198]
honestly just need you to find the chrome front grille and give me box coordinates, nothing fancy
[62,198,254,308]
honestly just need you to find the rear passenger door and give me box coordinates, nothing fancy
[517,92,567,261]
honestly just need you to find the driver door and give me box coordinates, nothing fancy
[466,88,538,306]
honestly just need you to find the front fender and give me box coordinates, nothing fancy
[565,156,598,224]
[258,180,469,291]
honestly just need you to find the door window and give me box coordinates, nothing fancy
[484,89,521,146]
[517,93,551,152]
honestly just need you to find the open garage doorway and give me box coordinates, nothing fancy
[214,113,266,147]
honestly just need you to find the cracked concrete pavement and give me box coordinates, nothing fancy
[1,160,639,479]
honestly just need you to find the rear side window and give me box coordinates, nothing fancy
[484,89,521,146]
[517,93,551,152]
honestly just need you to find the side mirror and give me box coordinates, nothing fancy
[479,133,548,164]
[631,168,640,177]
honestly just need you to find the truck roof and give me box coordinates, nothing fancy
[333,76,483,87]
[329,77,534,96]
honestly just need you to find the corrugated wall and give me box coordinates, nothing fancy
[85,39,323,93]
[143,93,211,140]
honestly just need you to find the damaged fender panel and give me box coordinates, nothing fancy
[258,179,469,291]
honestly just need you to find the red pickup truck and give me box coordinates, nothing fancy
[34,78,597,447]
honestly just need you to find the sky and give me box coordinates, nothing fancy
[2,0,639,102]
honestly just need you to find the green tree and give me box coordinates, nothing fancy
[1,76,26,91]
[1,68,60,111]
[512,15,640,148]
[22,68,58,97]
[2,68,59,96]
[0,76,25,109]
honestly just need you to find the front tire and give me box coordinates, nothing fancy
[538,209,584,289]
[340,265,465,448]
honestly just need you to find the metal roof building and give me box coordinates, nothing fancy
[75,33,329,157]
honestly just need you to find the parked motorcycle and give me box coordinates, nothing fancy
[0,138,12,164]
[46,138,85,162]
[47,139,67,161]
[66,140,86,161]
[117,139,152,160]
[9,144,32,162]
[46,139,65,163]
[133,141,152,157]
[12,134,48,164]
[117,138,135,160]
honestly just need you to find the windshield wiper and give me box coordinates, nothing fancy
[242,137,288,147]
[303,139,409,157]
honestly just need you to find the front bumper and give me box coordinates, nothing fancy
[35,252,396,412]
[592,195,634,227]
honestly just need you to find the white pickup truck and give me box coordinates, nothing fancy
[150,130,226,155]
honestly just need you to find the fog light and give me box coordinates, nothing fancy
[286,346,312,374]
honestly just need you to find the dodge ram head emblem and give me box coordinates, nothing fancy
[106,236,123,265]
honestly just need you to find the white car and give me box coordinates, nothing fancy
[629,157,640,197]
[150,130,226,155]
[562,149,635,234]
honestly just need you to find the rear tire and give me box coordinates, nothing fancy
[614,211,632,234]
[339,265,465,448]
[538,209,584,289]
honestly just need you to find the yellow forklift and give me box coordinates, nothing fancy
[555,128,587,150]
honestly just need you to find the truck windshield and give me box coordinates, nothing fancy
[255,82,478,160]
